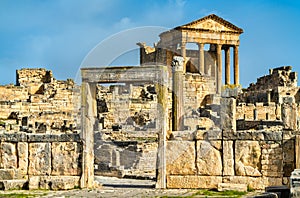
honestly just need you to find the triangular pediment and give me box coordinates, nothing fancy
[176,14,243,34]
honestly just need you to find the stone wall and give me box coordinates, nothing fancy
[183,73,217,131]
[166,129,297,190]
[0,132,82,190]
[0,68,79,134]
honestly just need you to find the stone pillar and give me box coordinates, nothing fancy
[198,43,205,75]
[155,66,169,189]
[172,56,184,131]
[296,135,300,169]
[80,82,97,188]
[216,44,222,94]
[220,97,236,131]
[181,42,186,73]
[234,45,239,85]
[225,46,230,85]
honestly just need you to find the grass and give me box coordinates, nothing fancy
[159,189,247,198]
[0,191,48,198]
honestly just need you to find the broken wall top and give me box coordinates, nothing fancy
[16,68,53,86]
[248,66,297,91]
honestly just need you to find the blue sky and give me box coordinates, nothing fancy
[0,0,300,87]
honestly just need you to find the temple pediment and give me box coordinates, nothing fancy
[176,14,243,34]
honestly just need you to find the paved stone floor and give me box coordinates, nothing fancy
[0,176,261,197]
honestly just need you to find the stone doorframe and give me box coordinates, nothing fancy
[80,66,169,188]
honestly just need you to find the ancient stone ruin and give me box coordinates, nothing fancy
[0,14,300,193]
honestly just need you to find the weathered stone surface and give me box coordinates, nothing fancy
[0,142,17,169]
[51,142,81,176]
[223,176,282,190]
[217,183,247,192]
[223,130,282,141]
[220,97,236,131]
[196,140,222,176]
[17,142,28,175]
[0,180,28,190]
[166,141,196,175]
[0,169,14,180]
[28,143,51,175]
[235,141,261,176]
[40,176,80,190]
[223,141,234,176]
[195,129,222,140]
[28,176,39,190]
[282,100,298,130]
[167,175,222,189]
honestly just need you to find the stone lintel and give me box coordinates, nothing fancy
[81,66,168,84]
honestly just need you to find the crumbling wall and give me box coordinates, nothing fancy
[97,83,157,131]
[238,66,299,104]
[183,73,217,131]
[0,68,79,133]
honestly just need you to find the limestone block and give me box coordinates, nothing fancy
[235,141,261,176]
[28,143,51,175]
[166,141,196,175]
[0,180,28,190]
[217,183,247,192]
[0,142,17,169]
[51,142,81,176]
[197,140,222,176]
[0,169,15,180]
[28,176,40,190]
[39,176,80,190]
[167,175,222,189]
[282,102,298,130]
[223,176,282,190]
[220,97,236,131]
[17,142,28,175]
[223,141,234,176]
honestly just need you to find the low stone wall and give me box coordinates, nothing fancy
[0,132,82,190]
[166,129,297,190]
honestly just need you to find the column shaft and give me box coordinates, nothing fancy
[181,42,186,73]
[234,45,239,85]
[198,43,205,75]
[225,47,230,85]
[216,44,222,94]
[80,82,96,188]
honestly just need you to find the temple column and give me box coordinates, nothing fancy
[172,56,184,131]
[216,44,222,94]
[181,42,186,73]
[225,46,231,85]
[198,43,205,75]
[234,45,239,85]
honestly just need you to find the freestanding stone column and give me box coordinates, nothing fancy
[155,66,169,189]
[80,82,97,188]
[234,45,239,85]
[181,42,186,73]
[225,46,231,85]
[172,56,184,131]
[216,44,222,94]
[198,43,205,75]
